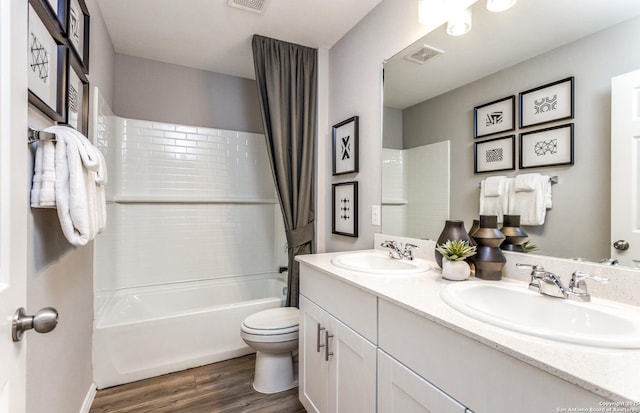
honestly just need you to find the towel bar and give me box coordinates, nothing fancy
[27,127,56,143]
[479,175,558,187]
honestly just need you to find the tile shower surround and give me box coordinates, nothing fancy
[94,118,284,312]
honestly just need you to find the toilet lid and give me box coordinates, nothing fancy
[242,307,299,332]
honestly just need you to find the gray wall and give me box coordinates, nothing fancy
[383,106,403,149]
[26,0,115,412]
[325,0,435,252]
[401,16,640,261]
[114,54,263,133]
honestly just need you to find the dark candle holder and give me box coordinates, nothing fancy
[471,215,506,280]
[500,214,528,252]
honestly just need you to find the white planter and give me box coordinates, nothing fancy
[442,260,471,281]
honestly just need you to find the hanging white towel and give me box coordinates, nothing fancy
[30,125,108,246]
[479,176,509,222]
[31,140,57,208]
[507,173,552,225]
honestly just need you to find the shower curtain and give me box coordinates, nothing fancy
[252,35,317,308]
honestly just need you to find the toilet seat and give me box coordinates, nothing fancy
[241,307,299,336]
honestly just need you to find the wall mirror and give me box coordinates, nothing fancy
[382,0,640,268]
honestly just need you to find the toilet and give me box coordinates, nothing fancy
[240,307,299,394]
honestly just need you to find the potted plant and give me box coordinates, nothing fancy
[435,239,477,281]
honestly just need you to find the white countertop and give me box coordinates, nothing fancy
[296,249,640,403]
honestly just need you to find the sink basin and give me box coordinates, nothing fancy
[440,281,640,348]
[330,251,431,275]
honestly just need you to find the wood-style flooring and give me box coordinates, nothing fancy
[89,354,306,413]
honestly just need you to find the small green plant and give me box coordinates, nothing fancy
[522,240,538,253]
[436,240,477,261]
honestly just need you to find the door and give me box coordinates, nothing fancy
[0,0,29,412]
[329,317,376,413]
[299,296,329,413]
[611,69,640,267]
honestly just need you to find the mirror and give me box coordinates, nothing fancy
[382,0,640,267]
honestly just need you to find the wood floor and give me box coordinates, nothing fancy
[89,354,306,413]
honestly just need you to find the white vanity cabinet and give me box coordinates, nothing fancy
[378,298,605,413]
[298,264,377,413]
[378,349,468,413]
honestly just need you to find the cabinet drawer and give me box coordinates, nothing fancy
[378,350,467,413]
[299,263,377,343]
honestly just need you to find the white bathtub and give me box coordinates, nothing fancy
[93,273,286,389]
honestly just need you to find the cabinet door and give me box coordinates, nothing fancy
[329,317,377,413]
[378,350,467,413]
[299,295,330,413]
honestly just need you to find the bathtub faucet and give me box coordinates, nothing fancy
[380,241,418,260]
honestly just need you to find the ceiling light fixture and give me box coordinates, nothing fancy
[446,7,472,36]
[418,0,477,36]
[486,0,517,12]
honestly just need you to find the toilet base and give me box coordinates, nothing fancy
[253,350,297,394]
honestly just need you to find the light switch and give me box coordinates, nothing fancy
[371,205,381,226]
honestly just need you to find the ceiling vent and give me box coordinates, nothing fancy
[226,0,268,14]
[404,44,444,64]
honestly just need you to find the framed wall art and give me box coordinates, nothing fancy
[332,116,359,175]
[28,2,68,122]
[519,77,574,128]
[519,124,574,169]
[63,53,90,135]
[474,95,515,138]
[474,135,515,173]
[67,0,90,72]
[332,181,358,237]
[30,0,68,35]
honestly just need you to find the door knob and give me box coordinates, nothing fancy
[613,240,630,251]
[12,307,58,342]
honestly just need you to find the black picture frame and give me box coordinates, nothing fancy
[519,77,574,128]
[38,0,68,35]
[62,52,90,135]
[473,135,516,174]
[519,124,574,169]
[332,181,358,237]
[332,116,359,175]
[474,95,515,138]
[67,0,90,73]
[28,1,68,123]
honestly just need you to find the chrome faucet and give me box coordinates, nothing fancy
[380,241,418,260]
[566,271,610,302]
[517,264,609,302]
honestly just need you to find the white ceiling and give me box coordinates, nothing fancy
[384,0,640,109]
[96,0,382,80]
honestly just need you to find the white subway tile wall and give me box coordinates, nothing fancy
[95,117,282,307]
[381,143,450,240]
[119,119,275,199]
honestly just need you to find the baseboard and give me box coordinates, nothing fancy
[79,382,97,413]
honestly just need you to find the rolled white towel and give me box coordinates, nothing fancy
[514,173,541,192]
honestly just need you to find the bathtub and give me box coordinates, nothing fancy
[93,273,287,389]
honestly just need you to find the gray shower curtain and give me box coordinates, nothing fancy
[252,35,317,308]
